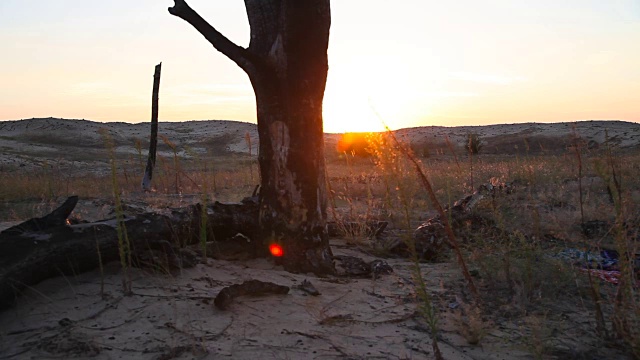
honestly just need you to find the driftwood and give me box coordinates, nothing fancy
[2,196,78,235]
[327,220,388,238]
[0,196,259,308]
[295,279,320,296]
[213,280,289,310]
[0,193,395,309]
[333,255,393,279]
[389,181,514,260]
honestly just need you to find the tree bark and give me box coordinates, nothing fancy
[169,0,334,274]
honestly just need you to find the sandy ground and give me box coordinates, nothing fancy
[2,225,631,360]
[0,237,548,360]
[1,118,638,359]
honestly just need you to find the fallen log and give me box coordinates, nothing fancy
[327,220,388,238]
[333,255,393,279]
[387,181,513,260]
[214,280,290,310]
[1,196,78,235]
[0,197,259,309]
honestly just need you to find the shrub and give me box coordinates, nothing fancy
[466,133,483,155]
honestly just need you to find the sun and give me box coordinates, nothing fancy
[322,58,415,133]
[322,73,382,133]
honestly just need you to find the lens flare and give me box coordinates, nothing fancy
[269,244,284,257]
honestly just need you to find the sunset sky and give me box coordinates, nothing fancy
[0,1,639,133]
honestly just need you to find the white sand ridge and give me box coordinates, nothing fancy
[1,117,639,173]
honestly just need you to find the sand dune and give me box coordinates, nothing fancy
[1,117,639,172]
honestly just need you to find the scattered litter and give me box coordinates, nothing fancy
[555,248,639,286]
[296,279,321,296]
[580,269,640,287]
[555,248,619,270]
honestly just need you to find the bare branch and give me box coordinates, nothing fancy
[169,0,254,73]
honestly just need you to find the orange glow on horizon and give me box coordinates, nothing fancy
[336,132,375,156]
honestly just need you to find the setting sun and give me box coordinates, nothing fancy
[322,57,419,133]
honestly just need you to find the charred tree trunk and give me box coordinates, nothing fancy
[142,63,161,191]
[169,0,334,274]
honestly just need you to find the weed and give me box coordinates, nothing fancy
[100,129,132,295]
[95,237,105,298]
[525,314,551,360]
[453,298,489,345]
[160,135,181,194]
[466,133,483,155]
[134,138,145,174]
[387,128,478,298]
[598,132,640,356]
[244,131,254,183]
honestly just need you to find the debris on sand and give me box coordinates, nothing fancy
[214,280,290,310]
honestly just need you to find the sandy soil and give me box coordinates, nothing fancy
[1,118,638,359]
[0,238,535,360]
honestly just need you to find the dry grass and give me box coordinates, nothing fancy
[1,130,639,357]
[327,133,639,357]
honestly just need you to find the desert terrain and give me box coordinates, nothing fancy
[1,117,639,174]
[1,117,639,359]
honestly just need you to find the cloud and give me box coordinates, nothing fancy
[67,81,115,94]
[165,84,254,106]
[418,91,479,98]
[451,72,527,85]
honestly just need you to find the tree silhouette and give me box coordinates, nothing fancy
[169,0,334,274]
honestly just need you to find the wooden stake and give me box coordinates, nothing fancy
[142,62,162,191]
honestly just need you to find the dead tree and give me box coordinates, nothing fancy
[169,0,334,274]
[142,63,162,191]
